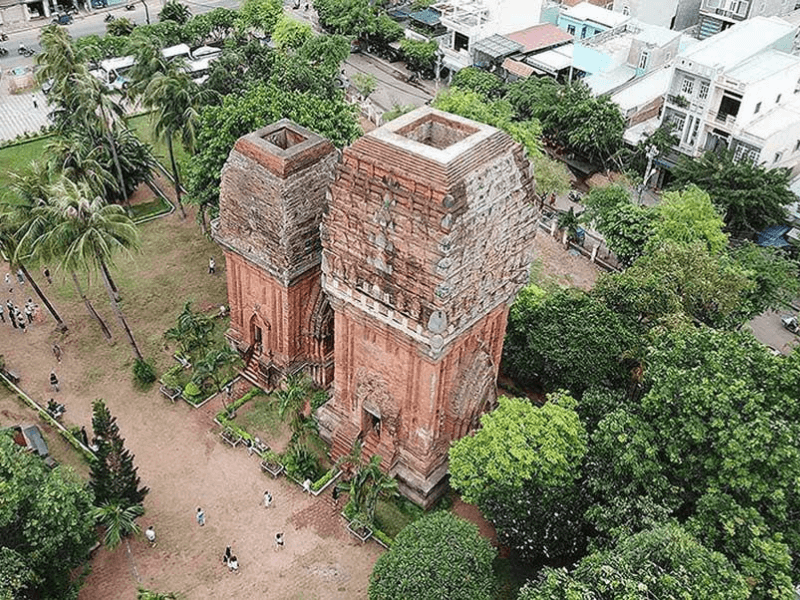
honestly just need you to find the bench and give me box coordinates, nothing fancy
[220,427,242,448]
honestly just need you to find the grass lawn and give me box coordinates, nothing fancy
[236,395,285,440]
[128,113,190,173]
[0,136,52,189]
[130,195,173,221]
[374,495,424,538]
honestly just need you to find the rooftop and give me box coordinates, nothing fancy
[505,23,573,53]
[473,34,524,58]
[562,1,630,28]
[585,64,636,95]
[744,95,800,140]
[679,16,795,72]
[726,49,800,84]
[525,44,574,73]
[611,66,672,111]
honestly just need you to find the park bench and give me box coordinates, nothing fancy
[159,385,182,403]
[220,427,242,448]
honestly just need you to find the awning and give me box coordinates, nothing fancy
[525,45,573,73]
[502,57,536,78]
[473,34,523,59]
[757,224,791,248]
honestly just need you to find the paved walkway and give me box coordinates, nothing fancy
[0,74,49,142]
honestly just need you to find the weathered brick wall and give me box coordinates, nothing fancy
[318,108,540,506]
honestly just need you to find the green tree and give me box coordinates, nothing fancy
[314,0,376,37]
[90,399,150,507]
[503,286,637,393]
[107,17,136,37]
[351,72,377,99]
[272,14,313,50]
[182,7,237,45]
[159,0,191,24]
[449,394,588,560]
[164,301,215,359]
[369,512,496,600]
[138,589,180,600]
[237,0,284,36]
[451,66,505,98]
[671,150,795,237]
[192,346,243,393]
[275,372,311,436]
[40,178,144,359]
[142,62,215,219]
[731,241,800,320]
[0,432,96,600]
[399,38,438,73]
[91,501,145,549]
[520,524,750,600]
[649,184,728,254]
[338,455,398,526]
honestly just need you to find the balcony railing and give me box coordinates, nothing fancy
[711,111,737,127]
[700,1,748,21]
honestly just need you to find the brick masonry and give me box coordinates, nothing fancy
[217,109,540,507]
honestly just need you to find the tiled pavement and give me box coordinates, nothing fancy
[0,80,50,142]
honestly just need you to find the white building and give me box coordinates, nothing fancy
[696,0,797,39]
[660,16,800,175]
[433,0,545,71]
[611,0,702,30]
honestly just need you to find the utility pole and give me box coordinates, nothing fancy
[638,143,658,205]
[141,0,149,24]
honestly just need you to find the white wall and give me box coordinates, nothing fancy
[736,65,800,128]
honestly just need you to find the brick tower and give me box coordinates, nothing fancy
[215,120,338,389]
[317,108,539,506]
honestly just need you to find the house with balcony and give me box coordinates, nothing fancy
[556,1,630,39]
[660,16,800,175]
[610,0,702,30]
[432,0,544,72]
[697,0,796,39]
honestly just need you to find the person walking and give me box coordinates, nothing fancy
[49,371,59,392]
[80,426,89,448]
[52,343,62,363]
[302,478,312,494]
[24,304,32,324]
[43,267,52,285]
[263,490,272,509]
[228,555,239,573]
[9,306,17,329]
[196,507,205,526]
[16,269,24,287]
[0,303,4,324]
[332,485,340,508]
[17,312,26,333]
[145,526,156,547]
[274,532,284,551]
[222,545,231,565]
[5,273,11,294]
[208,257,216,274]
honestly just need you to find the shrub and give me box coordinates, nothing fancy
[310,389,329,411]
[282,443,320,481]
[133,358,157,386]
[183,381,203,403]
[369,512,496,600]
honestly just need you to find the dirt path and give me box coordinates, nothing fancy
[0,209,381,600]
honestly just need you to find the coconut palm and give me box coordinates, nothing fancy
[91,501,144,549]
[36,25,91,130]
[46,134,118,200]
[192,346,242,393]
[336,454,398,526]
[276,373,312,436]
[141,63,216,219]
[40,179,143,359]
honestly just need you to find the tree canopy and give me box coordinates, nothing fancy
[670,150,795,238]
[0,432,96,600]
[369,512,496,600]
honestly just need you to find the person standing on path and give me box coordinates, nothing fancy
[208,257,215,274]
[0,303,4,324]
[196,507,205,526]
[9,306,17,329]
[52,343,62,363]
[24,304,32,324]
[43,267,52,285]
[332,486,340,508]
[5,274,11,294]
[228,555,239,573]
[16,269,24,287]
[263,490,272,509]
[17,312,26,333]
[49,371,59,392]
[274,532,284,551]
[303,478,312,494]
[80,426,89,447]
[222,545,231,564]
[145,526,156,547]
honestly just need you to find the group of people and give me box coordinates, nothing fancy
[2,297,39,332]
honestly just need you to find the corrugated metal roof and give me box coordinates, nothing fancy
[506,23,573,54]
[473,34,523,59]
[757,224,791,248]
[502,57,536,78]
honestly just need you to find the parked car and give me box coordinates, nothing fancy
[91,0,108,7]
[52,12,73,25]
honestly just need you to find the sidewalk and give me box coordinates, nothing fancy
[0,76,49,142]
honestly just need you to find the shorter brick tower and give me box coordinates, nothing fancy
[317,108,539,506]
[215,120,338,389]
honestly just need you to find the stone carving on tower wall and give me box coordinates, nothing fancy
[353,367,399,437]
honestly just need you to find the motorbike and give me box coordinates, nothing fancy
[125,3,135,9]
[0,46,7,57]
[104,13,115,21]
[0,32,8,41]
[781,314,799,334]
[18,45,35,57]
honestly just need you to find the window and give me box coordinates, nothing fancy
[567,24,576,35]
[581,25,588,38]
[699,81,709,100]
[681,77,695,95]
[755,101,761,113]
[638,50,650,70]
[776,93,782,103]
[668,112,686,134]
[454,31,469,52]
[734,143,760,163]
[774,151,783,163]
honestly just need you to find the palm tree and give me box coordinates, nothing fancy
[46,134,118,200]
[164,301,214,359]
[336,454,398,526]
[42,179,143,359]
[91,501,144,549]
[141,63,216,219]
[192,346,242,393]
[276,373,312,436]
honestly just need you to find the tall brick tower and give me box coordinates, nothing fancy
[317,108,539,506]
[215,120,338,389]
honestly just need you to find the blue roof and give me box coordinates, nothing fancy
[409,8,441,26]
[757,224,791,248]
[388,6,412,18]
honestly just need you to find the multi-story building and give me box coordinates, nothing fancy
[611,0,702,30]
[433,0,545,72]
[556,1,630,39]
[660,16,800,174]
[696,0,797,39]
